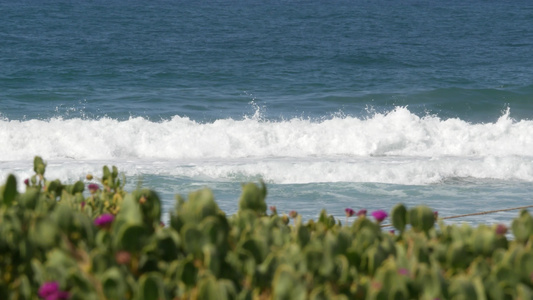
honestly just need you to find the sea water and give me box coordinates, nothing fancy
[1,0,532,225]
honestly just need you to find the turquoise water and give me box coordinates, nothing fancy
[1,0,533,225]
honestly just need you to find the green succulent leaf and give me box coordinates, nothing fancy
[391,203,407,232]
[33,156,47,176]
[408,205,435,233]
[238,181,267,215]
[272,265,306,300]
[102,267,128,300]
[197,275,221,300]
[29,218,60,249]
[115,224,148,252]
[511,210,533,243]
[137,273,166,300]
[1,174,18,207]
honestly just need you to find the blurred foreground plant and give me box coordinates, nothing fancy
[0,156,532,299]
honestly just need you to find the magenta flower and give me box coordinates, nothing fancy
[345,208,355,217]
[269,206,277,214]
[38,282,59,298]
[38,281,69,300]
[24,178,30,186]
[88,183,100,194]
[94,213,114,228]
[289,210,298,218]
[357,209,367,217]
[371,210,388,223]
[495,224,507,235]
[398,268,409,276]
[81,201,86,208]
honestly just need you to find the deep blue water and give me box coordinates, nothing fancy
[1,0,533,225]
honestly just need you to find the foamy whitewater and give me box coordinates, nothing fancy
[1,107,532,225]
[2,0,533,225]
[1,107,533,185]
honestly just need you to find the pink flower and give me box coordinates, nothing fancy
[398,268,409,276]
[94,213,114,228]
[88,183,100,194]
[345,208,355,217]
[115,251,132,265]
[434,211,439,219]
[38,282,59,298]
[38,281,69,300]
[24,178,30,186]
[357,209,367,217]
[289,210,298,218]
[495,224,507,235]
[371,210,388,223]
[269,206,277,214]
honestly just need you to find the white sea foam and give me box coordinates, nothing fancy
[1,107,532,185]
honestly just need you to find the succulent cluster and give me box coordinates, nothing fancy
[0,157,533,299]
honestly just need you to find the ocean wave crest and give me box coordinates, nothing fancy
[1,107,531,160]
[1,107,532,185]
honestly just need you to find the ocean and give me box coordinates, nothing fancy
[1,0,532,226]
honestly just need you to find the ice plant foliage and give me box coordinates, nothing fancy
[1,158,533,299]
